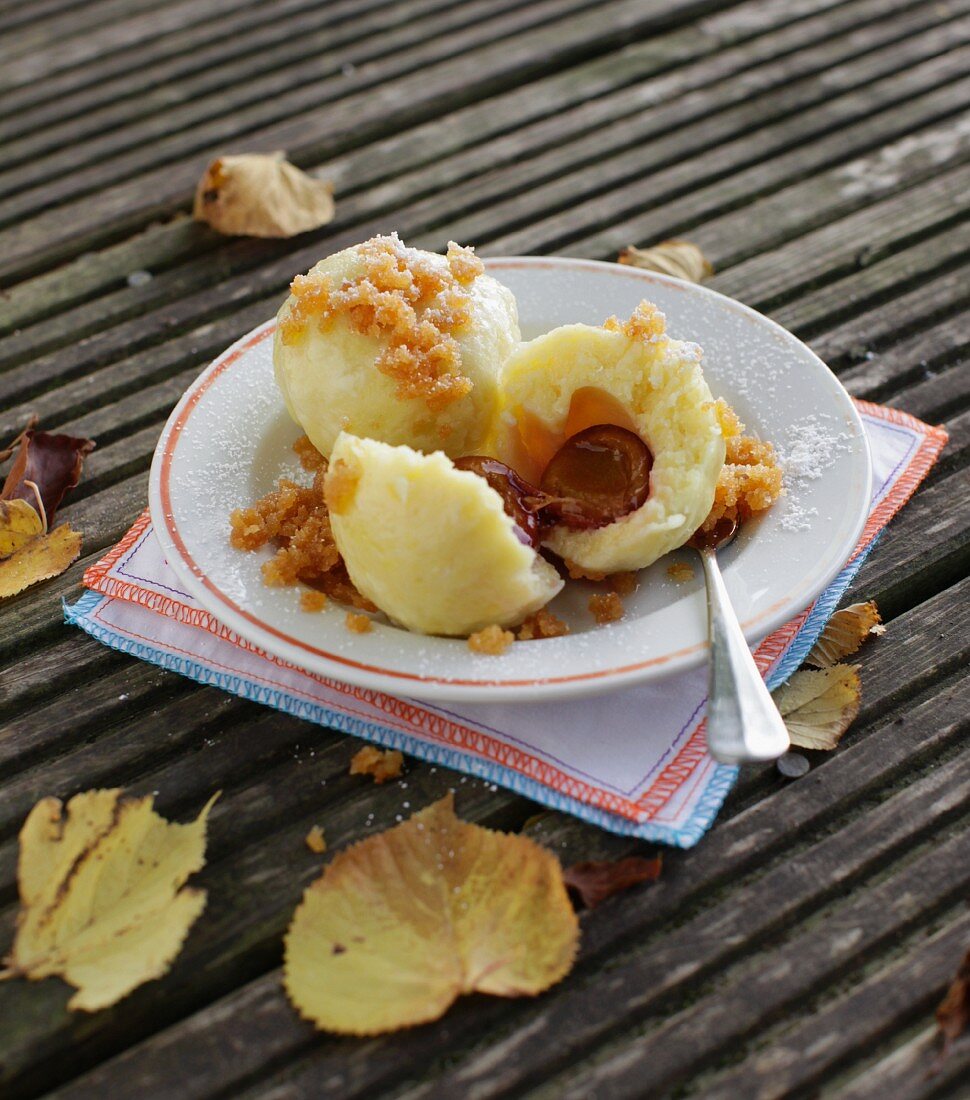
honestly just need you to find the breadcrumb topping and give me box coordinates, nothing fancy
[603,301,667,342]
[589,591,625,624]
[517,609,570,640]
[345,611,373,634]
[300,589,328,612]
[696,400,784,539]
[279,234,484,411]
[667,561,695,583]
[350,745,404,784]
[607,571,638,597]
[468,623,515,654]
[229,436,374,610]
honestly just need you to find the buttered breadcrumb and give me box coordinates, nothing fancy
[695,401,784,539]
[517,609,570,640]
[280,236,482,411]
[589,591,625,624]
[229,437,374,610]
[345,611,373,634]
[468,623,515,654]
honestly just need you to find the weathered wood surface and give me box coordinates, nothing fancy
[0,0,967,1096]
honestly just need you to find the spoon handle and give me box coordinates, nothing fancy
[698,547,790,764]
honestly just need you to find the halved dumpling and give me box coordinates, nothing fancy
[325,433,563,636]
[495,304,725,573]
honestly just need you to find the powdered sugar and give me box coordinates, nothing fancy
[776,414,852,532]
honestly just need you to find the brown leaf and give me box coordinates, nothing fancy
[806,601,884,668]
[563,855,662,910]
[1,426,95,525]
[936,947,970,1054]
[618,241,714,283]
[0,524,82,599]
[772,665,861,751]
[193,153,335,238]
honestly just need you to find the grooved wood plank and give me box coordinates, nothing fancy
[20,673,970,1100]
[699,911,970,1100]
[538,828,970,1099]
[0,0,899,333]
[0,0,532,200]
[0,0,427,156]
[0,0,724,265]
[4,39,964,413]
[491,48,970,256]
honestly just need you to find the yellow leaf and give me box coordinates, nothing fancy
[805,601,884,668]
[193,153,335,238]
[3,790,217,1011]
[0,523,82,599]
[283,795,579,1035]
[772,666,861,751]
[618,240,714,282]
[0,498,44,558]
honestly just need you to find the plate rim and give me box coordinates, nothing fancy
[148,256,872,702]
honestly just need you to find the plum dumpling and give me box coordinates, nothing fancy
[274,234,520,459]
[494,303,726,574]
[325,433,563,637]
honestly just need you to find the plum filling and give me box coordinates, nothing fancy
[539,425,652,530]
[456,424,653,547]
[453,455,550,547]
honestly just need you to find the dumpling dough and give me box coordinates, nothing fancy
[326,433,563,636]
[274,235,520,459]
[496,306,725,573]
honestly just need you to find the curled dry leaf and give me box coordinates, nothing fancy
[564,855,662,910]
[0,523,82,599]
[936,947,970,1055]
[1,789,217,1011]
[618,240,714,283]
[1,426,95,524]
[193,153,335,238]
[806,601,884,668]
[772,665,861,751]
[0,422,94,598]
[283,794,579,1035]
[349,745,404,784]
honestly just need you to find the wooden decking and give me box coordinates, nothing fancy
[0,0,968,1096]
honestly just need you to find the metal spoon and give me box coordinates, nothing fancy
[692,520,790,764]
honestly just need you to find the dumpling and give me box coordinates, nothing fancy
[495,303,725,573]
[325,433,563,636]
[274,235,519,459]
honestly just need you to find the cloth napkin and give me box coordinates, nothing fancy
[66,401,946,848]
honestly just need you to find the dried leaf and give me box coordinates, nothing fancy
[806,601,884,668]
[0,523,82,599]
[772,665,861,751]
[349,745,404,784]
[618,240,714,282]
[305,826,327,854]
[1,427,95,524]
[2,790,217,1011]
[936,947,970,1054]
[0,498,45,558]
[564,855,662,910]
[283,795,579,1034]
[193,153,335,238]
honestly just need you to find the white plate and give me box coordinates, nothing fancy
[149,256,871,703]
